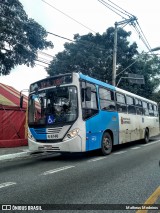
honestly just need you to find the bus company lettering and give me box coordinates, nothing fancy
[121,117,131,124]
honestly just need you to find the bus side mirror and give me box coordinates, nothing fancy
[19,89,28,108]
[85,87,91,101]
[20,95,23,108]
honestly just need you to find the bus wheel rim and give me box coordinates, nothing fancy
[103,137,111,150]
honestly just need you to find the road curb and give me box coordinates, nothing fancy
[0,151,30,161]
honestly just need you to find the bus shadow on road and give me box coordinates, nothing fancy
[112,137,159,152]
[40,151,101,162]
[39,137,160,162]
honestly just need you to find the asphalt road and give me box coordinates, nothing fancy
[0,136,160,213]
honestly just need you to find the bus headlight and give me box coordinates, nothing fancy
[63,128,79,141]
[28,129,36,141]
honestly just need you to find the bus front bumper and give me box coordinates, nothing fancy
[28,135,83,153]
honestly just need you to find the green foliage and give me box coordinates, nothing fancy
[0,0,53,75]
[152,90,160,103]
[152,90,160,113]
[47,26,160,97]
[47,27,138,84]
[119,53,160,98]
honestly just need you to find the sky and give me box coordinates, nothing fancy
[0,0,160,94]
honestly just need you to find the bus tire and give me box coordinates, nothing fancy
[143,128,149,144]
[101,132,112,155]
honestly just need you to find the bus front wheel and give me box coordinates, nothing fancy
[101,132,112,155]
[143,128,149,144]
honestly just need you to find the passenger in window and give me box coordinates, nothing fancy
[109,105,115,111]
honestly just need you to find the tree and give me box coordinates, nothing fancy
[47,27,160,98]
[118,53,160,99]
[151,90,160,113]
[47,27,138,84]
[0,0,53,75]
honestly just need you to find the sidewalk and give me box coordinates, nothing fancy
[0,145,55,161]
[0,135,159,161]
[0,146,30,161]
[0,146,29,156]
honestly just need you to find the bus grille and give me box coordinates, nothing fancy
[34,128,45,134]
[47,127,62,134]
[34,127,62,134]
[33,125,71,142]
[37,139,62,143]
[38,146,60,151]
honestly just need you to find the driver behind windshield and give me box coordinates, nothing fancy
[45,97,71,123]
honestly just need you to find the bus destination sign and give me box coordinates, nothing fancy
[30,74,72,92]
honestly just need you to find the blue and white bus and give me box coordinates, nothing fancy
[27,72,159,155]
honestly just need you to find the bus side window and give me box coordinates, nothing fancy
[116,93,127,113]
[153,104,158,117]
[135,99,143,115]
[126,96,136,114]
[142,101,149,116]
[148,103,154,116]
[81,81,98,120]
[99,87,116,111]
[85,83,97,109]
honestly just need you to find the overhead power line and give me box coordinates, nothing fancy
[47,31,113,53]
[98,0,151,51]
[35,63,48,68]
[42,0,96,34]
[47,32,73,42]
[98,0,127,19]
[131,24,150,51]
[38,51,54,59]
[107,0,134,18]
[36,59,50,65]
[134,20,151,50]
[38,57,51,64]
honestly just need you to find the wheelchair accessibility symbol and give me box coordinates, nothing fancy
[47,115,55,124]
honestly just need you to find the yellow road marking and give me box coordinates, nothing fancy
[136,186,160,213]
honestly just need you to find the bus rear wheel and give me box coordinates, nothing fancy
[143,128,149,144]
[101,132,112,155]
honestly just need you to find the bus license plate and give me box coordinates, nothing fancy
[47,134,59,140]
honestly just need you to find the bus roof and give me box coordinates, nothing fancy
[115,87,157,104]
[79,72,157,105]
[79,73,115,91]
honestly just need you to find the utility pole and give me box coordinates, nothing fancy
[112,22,118,87]
[112,16,137,86]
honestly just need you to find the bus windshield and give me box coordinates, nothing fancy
[28,86,78,126]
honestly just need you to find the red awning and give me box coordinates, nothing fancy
[0,83,28,108]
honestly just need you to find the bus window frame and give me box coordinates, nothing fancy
[148,103,154,116]
[142,101,149,116]
[153,104,159,117]
[80,80,99,120]
[116,92,127,113]
[135,98,143,115]
[99,86,116,111]
[28,85,79,126]
[126,95,136,114]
